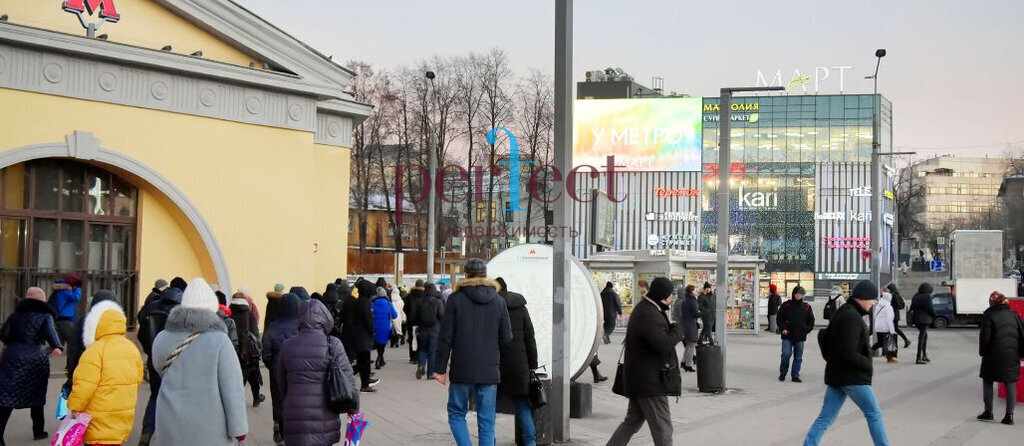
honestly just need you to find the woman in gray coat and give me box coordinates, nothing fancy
[151,278,249,446]
[278,299,358,446]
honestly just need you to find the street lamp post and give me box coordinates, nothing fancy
[716,86,783,390]
[552,0,573,441]
[868,49,886,291]
[426,71,437,283]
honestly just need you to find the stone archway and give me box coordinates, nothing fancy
[0,131,232,291]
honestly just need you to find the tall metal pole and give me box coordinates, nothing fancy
[714,86,782,390]
[870,56,882,291]
[715,90,732,388]
[552,0,573,441]
[426,79,437,283]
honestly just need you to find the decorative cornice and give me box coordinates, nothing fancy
[0,41,318,132]
[0,23,341,99]
[154,0,356,87]
[314,113,353,148]
[318,98,373,121]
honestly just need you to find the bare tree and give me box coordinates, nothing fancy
[479,48,515,256]
[347,60,385,253]
[453,53,486,251]
[514,69,555,243]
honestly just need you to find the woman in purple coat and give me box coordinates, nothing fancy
[277,299,358,446]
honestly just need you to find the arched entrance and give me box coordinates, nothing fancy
[0,159,138,320]
[0,131,232,324]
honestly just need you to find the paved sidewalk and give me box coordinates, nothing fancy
[5,328,1021,445]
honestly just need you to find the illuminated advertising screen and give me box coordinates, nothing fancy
[574,98,703,171]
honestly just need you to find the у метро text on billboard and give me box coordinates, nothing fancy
[574,97,703,172]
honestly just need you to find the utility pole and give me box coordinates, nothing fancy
[426,71,437,283]
[715,86,783,389]
[552,0,573,441]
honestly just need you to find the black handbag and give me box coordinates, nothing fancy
[612,344,626,397]
[528,371,547,409]
[325,337,359,414]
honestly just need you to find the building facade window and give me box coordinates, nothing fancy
[0,160,139,322]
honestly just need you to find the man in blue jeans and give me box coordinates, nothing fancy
[433,258,512,446]
[804,281,889,446]
[777,286,815,382]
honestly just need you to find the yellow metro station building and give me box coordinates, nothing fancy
[0,0,369,321]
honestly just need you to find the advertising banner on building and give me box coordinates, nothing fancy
[574,98,703,171]
[814,163,894,279]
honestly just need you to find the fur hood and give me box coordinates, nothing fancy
[266,291,283,300]
[164,306,227,334]
[15,298,57,316]
[454,277,502,292]
[52,283,73,291]
[83,300,126,348]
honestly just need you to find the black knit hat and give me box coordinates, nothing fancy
[647,277,675,301]
[852,281,879,300]
[703,282,712,290]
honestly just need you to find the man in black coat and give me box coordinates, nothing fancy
[671,285,700,372]
[767,284,782,333]
[404,280,426,363]
[698,282,716,342]
[608,277,682,446]
[909,283,937,364]
[136,286,182,445]
[496,277,539,446]
[601,282,623,344]
[433,258,512,446]
[344,280,379,392]
[413,282,445,380]
[977,292,1023,425]
[804,281,889,445]
[777,286,815,382]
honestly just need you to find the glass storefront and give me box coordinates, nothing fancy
[699,94,893,294]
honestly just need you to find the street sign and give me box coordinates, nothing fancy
[930,260,943,272]
[937,237,946,245]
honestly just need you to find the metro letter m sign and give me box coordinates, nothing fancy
[63,0,121,23]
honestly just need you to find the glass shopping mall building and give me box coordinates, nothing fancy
[571,93,895,311]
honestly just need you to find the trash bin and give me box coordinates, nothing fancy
[696,343,724,393]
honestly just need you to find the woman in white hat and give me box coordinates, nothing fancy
[151,278,249,445]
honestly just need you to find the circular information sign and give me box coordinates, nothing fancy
[487,244,602,380]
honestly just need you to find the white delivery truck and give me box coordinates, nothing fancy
[937,230,1018,326]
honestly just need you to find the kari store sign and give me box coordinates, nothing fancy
[574,98,703,171]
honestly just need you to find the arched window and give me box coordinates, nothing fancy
[0,160,138,322]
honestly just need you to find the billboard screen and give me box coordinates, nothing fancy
[574,98,703,171]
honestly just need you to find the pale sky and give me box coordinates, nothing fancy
[236,0,1024,161]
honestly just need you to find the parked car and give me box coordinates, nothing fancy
[930,292,955,329]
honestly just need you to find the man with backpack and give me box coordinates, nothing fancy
[136,286,182,446]
[777,286,815,383]
[804,281,889,446]
[414,282,445,380]
[823,286,845,321]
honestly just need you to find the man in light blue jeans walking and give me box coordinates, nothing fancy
[804,280,889,446]
[432,259,513,446]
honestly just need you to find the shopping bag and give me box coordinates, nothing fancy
[51,413,91,446]
[345,412,370,446]
[55,385,70,420]
[882,333,898,357]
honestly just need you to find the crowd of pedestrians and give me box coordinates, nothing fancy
[0,264,1021,446]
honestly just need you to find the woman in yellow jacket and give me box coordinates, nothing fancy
[67,298,144,445]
